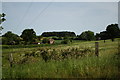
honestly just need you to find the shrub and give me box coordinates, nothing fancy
[52,36,58,40]
[42,38,49,44]
[58,37,63,40]
[2,37,8,45]
[14,47,93,63]
[2,31,21,45]
[61,39,71,44]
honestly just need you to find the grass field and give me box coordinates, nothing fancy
[2,39,120,78]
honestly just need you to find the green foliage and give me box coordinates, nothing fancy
[58,37,63,40]
[2,31,21,45]
[78,30,95,41]
[61,39,71,44]
[3,55,119,78]
[61,37,72,44]
[0,13,6,24]
[42,38,49,44]
[2,39,120,78]
[106,24,120,41]
[37,35,43,41]
[51,36,59,40]
[41,31,76,37]
[95,33,100,40]
[99,24,120,41]
[99,31,109,40]
[0,13,6,33]
[2,37,8,45]
[21,29,36,44]
[106,24,120,37]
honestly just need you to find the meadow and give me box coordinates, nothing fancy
[2,39,120,78]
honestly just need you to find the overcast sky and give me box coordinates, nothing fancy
[2,2,118,35]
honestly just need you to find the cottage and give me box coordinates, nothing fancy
[48,39,55,44]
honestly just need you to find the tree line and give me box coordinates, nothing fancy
[1,13,120,45]
[2,29,36,45]
[1,23,120,45]
[41,31,76,37]
[96,24,120,42]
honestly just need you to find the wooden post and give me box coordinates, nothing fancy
[95,42,99,57]
[9,53,13,67]
[104,40,105,43]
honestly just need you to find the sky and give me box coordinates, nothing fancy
[1,2,118,36]
[1,0,120,2]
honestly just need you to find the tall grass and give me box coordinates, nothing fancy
[2,53,119,78]
[2,39,120,78]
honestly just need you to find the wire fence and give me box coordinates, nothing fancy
[6,39,120,68]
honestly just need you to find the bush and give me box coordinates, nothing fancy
[52,36,59,40]
[61,39,71,44]
[58,37,63,40]
[61,37,72,44]
[2,37,8,45]
[11,46,93,63]
[78,30,95,41]
[42,38,49,44]
[2,32,21,45]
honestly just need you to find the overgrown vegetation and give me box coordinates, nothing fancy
[1,23,120,45]
[2,39,120,78]
[61,39,72,44]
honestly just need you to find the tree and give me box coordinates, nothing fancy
[2,37,8,45]
[95,33,100,40]
[41,31,76,37]
[61,39,71,44]
[79,30,95,41]
[0,13,6,34]
[99,31,109,43]
[2,31,20,45]
[0,13,6,25]
[106,24,120,41]
[21,29,36,44]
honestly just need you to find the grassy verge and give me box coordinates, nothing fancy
[2,39,120,78]
[2,53,119,78]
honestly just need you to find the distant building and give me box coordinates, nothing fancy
[38,42,41,44]
[48,39,55,44]
[32,42,41,44]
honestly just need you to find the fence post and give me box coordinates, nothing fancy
[9,53,13,67]
[95,42,99,57]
